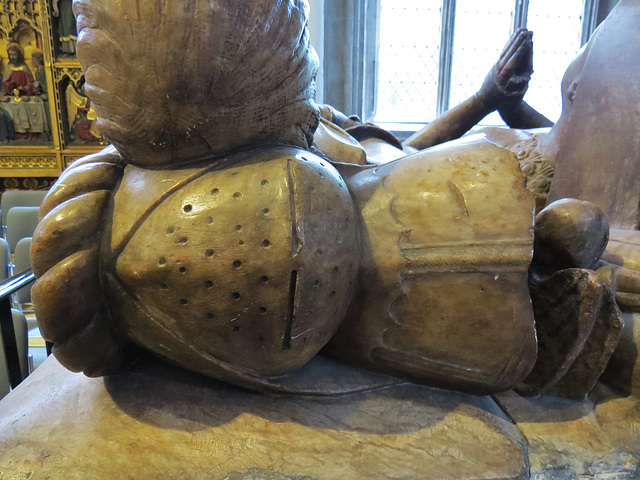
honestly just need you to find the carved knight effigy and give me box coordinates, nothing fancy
[3,0,640,477]
[27,0,639,404]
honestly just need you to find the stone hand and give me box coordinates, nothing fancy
[478,28,534,110]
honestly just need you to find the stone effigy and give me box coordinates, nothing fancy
[1,0,640,478]
[28,0,543,396]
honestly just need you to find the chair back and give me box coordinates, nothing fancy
[0,190,47,228]
[13,237,33,304]
[0,309,28,400]
[0,238,10,282]
[6,207,40,254]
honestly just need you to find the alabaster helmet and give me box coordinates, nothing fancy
[74,0,320,166]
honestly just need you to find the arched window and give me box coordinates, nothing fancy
[322,0,603,134]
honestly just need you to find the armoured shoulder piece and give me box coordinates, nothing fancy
[326,135,538,393]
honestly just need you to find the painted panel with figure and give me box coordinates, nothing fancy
[0,22,52,145]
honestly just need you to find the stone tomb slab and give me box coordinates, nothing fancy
[0,355,529,480]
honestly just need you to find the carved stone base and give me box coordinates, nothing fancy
[0,354,638,479]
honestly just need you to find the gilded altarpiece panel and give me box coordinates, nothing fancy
[0,0,105,188]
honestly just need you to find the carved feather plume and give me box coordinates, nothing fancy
[74,0,319,166]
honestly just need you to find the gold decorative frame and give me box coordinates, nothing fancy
[0,0,104,181]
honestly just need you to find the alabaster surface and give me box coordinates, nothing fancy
[1,350,639,479]
[1,0,640,479]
